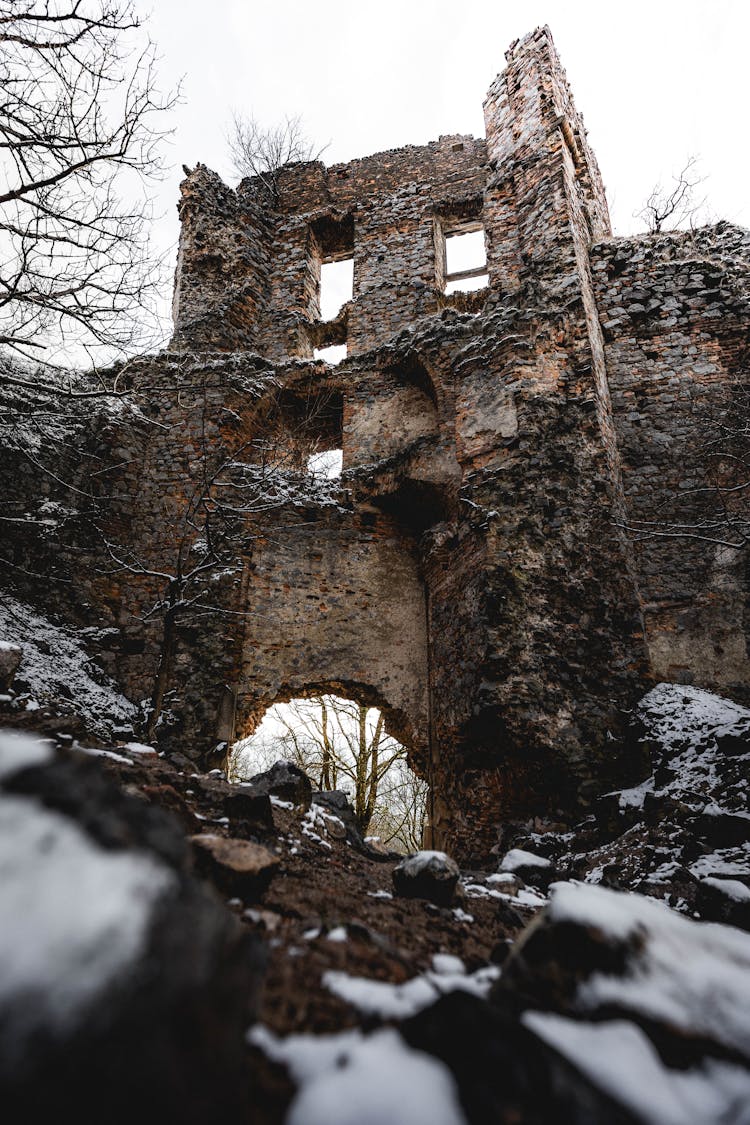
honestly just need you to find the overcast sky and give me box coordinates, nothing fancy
[140,0,747,292]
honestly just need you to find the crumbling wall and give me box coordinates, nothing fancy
[3,25,748,865]
[592,223,750,698]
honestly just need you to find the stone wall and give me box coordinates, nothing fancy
[592,223,750,698]
[2,25,748,864]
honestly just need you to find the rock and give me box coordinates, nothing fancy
[246,759,312,809]
[393,850,460,907]
[401,990,638,1125]
[194,774,274,829]
[486,871,524,895]
[696,803,750,848]
[496,882,750,1064]
[190,833,279,899]
[696,876,750,931]
[499,847,556,890]
[311,789,384,855]
[0,739,267,1122]
[0,641,22,691]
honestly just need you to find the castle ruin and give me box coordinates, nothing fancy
[4,27,748,862]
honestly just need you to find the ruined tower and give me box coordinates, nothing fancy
[5,27,747,862]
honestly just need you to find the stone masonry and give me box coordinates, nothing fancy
[2,26,748,863]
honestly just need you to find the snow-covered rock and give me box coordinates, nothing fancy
[499,847,556,889]
[0,729,53,780]
[494,882,750,1122]
[393,850,460,907]
[0,744,266,1121]
[244,759,313,809]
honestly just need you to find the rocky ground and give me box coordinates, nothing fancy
[1,630,750,1123]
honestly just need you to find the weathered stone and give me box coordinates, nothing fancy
[190,833,279,899]
[246,759,313,809]
[0,641,22,691]
[195,774,274,829]
[696,876,750,932]
[393,850,460,907]
[1,24,748,869]
[498,848,556,890]
[0,741,266,1122]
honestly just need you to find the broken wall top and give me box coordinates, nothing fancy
[170,26,610,363]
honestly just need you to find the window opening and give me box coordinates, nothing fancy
[320,257,354,321]
[307,448,343,480]
[314,343,347,365]
[444,227,488,294]
[228,693,428,853]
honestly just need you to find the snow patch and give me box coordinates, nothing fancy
[547,882,750,1057]
[0,595,137,740]
[0,791,174,1053]
[249,1025,467,1125]
[524,1012,750,1125]
[0,729,53,780]
[323,963,500,1020]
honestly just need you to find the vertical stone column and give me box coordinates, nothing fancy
[171,166,273,351]
[483,25,610,302]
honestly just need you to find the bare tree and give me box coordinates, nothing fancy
[230,692,429,848]
[0,1,177,364]
[227,112,326,200]
[635,156,708,234]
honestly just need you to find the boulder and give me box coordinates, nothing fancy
[311,789,386,855]
[696,803,750,848]
[392,850,460,907]
[696,876,750,932]
[193,773,274,829]
[498,847,556,890]
[405,883,750,1125]
[247,759,313,809]
[0,729,266,1123]
[0,642,22,691]
[190,833,279,899]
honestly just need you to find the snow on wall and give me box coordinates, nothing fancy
[0,594,137,739]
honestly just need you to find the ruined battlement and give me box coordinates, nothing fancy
[171,26,609,362]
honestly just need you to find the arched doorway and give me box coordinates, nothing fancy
[229,690,429,853]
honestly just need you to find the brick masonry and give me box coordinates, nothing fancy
[2,26,747,863]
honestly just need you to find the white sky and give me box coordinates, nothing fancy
[139,0,747,314]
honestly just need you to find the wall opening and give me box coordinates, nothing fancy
[314,344,347,365]
[228,692,429,853]
[320,258,354,322]
[307,448,343,480]
[443,226,488,293]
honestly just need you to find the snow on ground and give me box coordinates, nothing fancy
[249,1025,467,1125]
[523,1012,750,1125]
[0,785,174,1059]
[0,593,137,739]
[0,729,53,779]
[323,962,500,1020]
[547,882,750,1057]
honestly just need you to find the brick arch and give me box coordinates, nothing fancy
[233,677,423,771]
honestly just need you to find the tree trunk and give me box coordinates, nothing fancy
[146,591,178,742]
[320,697,333,790]
[354,704,370,832]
